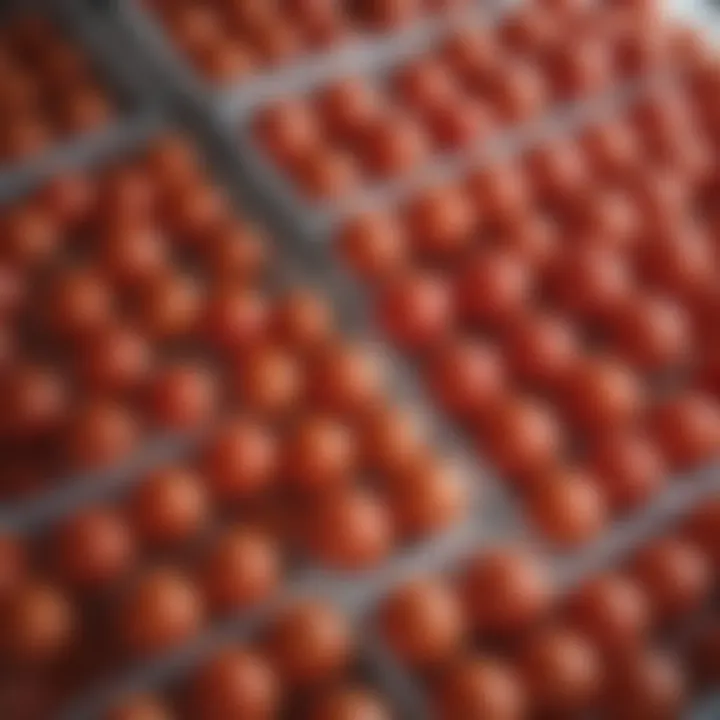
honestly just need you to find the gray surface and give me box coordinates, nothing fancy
[1,0,719,717]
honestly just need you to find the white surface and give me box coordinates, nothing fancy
[672,0,720,37]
